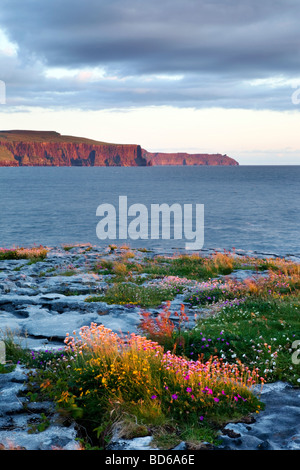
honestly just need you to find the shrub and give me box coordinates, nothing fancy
[0,245,48,261]
[30,323,264,448]
[86,283,178,307]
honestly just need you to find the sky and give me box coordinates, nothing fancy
[0,0,300,165]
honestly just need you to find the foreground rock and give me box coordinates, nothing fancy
[218,382,300,450]
[0,244,299,450]
[0,365,80,450]
[0,245,142,349]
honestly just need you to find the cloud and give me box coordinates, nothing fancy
[0,0,300,111]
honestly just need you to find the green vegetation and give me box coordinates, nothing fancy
[0,246,48,261]
[139,256,300,386]
[86,283,178,307]
[20,324,263,449]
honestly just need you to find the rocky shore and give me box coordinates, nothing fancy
[0,244,299,450]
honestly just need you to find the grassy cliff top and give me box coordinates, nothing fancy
[0,130,116,145]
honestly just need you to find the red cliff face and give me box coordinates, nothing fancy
[142,150,239,166]
[0,131,239,167]
[0,131,146,167]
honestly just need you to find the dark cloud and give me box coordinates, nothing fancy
[0,0,300,110]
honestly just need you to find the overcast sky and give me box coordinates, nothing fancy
[0,0,300,164]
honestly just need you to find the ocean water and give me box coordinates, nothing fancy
[0,165,299,257]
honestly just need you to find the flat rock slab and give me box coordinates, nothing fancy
[0,366,80,450]
[218,382,300,450]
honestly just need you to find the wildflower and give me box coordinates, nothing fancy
[151,395,157,399]
[213,397,219,402]
[171,394,178,400]
[186,387,192,393]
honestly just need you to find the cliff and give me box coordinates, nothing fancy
[142,150,239,166]
[0,130,239,167]
[0,131,146,167]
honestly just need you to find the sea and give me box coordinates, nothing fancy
[0,165,299,258]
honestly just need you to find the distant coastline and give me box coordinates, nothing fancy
[0,130,239,167]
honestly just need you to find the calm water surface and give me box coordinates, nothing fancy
[0,166,299,257]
